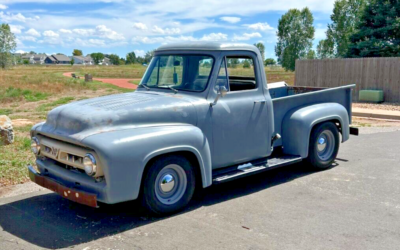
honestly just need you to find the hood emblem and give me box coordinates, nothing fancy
[51,147,59,157]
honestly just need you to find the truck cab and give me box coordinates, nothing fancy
[29,42,357,215]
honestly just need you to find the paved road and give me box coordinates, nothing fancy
[0,129,399,250]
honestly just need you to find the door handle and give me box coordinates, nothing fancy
[254,100,266,104]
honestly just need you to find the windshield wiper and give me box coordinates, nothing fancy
[167,86,178,94]
[139,83,150,90]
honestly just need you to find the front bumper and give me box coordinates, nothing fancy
[28,164,98,208]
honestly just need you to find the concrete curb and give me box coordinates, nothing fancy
[353,112,400,121]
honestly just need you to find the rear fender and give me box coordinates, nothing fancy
[281,103,349,158]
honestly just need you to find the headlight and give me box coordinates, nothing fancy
[31,137,40,155]
[83,154,97,176]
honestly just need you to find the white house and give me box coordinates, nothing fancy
[72,56,94,65]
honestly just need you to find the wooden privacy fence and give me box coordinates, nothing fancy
[295,57,400,102]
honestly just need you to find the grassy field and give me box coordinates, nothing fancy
[0,64,294,187]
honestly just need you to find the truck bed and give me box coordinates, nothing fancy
[269,83,355,147]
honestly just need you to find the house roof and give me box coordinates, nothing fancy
[46,56,57,62]
[73,56,93,62]
[52,54,71,62]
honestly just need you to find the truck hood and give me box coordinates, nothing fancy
[37,92,198,141]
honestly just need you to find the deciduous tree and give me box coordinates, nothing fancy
[126,51,136,64]
[254,42,265,59]
[91,52,105,65]
[323,0,368,58]
[73,49,83,56]
[275,8,315,71]
[0,23,17,69]
[264,58,276,66]
[108,54,120,65]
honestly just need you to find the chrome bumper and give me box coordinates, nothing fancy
[28,165,98,208]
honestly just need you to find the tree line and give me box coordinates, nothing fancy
[275,0,400,71]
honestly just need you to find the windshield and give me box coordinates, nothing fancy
[140,55,214,92]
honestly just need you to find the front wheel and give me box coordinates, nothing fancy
[142,155,196,215]
[307,122,340,170]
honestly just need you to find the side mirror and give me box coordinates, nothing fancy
[211,85,228,106]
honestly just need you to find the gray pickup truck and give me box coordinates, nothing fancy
[29,42,358,215]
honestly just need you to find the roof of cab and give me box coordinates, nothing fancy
[155,42,260,54]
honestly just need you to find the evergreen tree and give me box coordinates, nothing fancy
[347,0,400,57]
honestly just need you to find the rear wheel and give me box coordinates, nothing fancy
[142,155,196,215]
[307,122,340,169]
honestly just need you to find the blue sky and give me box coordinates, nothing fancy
[0,0,335,59]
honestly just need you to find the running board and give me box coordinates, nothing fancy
[212,155,302,184]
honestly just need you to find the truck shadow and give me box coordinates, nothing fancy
[0,161,338,249]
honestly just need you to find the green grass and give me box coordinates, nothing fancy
[129,79,141,85]
[36,97,75,112]
[0,109,12,115]
[0,87,49,102]
[0,135,34,186]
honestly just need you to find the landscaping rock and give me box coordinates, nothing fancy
[0,115,14,145]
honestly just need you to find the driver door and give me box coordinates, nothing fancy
[211,54,270,169]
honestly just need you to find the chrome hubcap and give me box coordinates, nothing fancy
[155,164,187,205]
[160,174,175,193]
[317,130,335,161]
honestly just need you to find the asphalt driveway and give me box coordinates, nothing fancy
[0,128,399,250]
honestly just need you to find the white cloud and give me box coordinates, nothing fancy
[10,25,24,34]
[233,32,262,41]
[0,12,39,23]
[95,25,125,40]
[133,22,147,30]
[200,32,228,41]
[0,4,8,10]
[73,28,94,36]
[59,28,72,34]
[132,32,228,44]
[15,49,27,54]
[43,30,59,38]
[245,22,274,31]
[88,39,105,46]
[72,25,124,40]
[134,49,145,57]
[19,36,37,42]
[220,16,241,23]
[132,35,197,44]
[26,28,41,37]
[152,25,180,35]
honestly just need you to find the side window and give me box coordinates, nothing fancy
[226,56,257,92]
[216,58,229,90]
[199,58,213,76]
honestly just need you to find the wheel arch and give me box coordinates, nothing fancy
[141,146,210,191]
[281,103,349,158]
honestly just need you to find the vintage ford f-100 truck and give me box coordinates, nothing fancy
[29,42,358,215]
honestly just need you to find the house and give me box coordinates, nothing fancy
[99,57,111,65]
[72,56,94,65]
[21,54,46,64]
[44,54,71,64]
[44,56,57,64]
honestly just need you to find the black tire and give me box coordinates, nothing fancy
[307,122,340,170]
[142,155,196,215]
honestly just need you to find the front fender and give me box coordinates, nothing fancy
[281,103,349,158]
[81,125,211,204]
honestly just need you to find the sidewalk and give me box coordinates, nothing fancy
[353,107,400,120]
